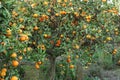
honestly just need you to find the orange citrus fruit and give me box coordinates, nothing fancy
[12,60,19,67]
[10,76,18,80]
[11,52,17,58]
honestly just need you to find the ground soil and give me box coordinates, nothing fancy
[102,68,120,80]
[23,65,120,80]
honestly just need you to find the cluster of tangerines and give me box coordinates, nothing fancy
[5,28,29,42]
[35,61,42,69]
[6,0,118,42]
[0,51,22,80]
[84,0,107,2]
[5,29,12,37]
[0,67,18,80]
[103,7,118,15]
[16,0,109,26]
[0,68,7,80]
[0,40,33,80]
[112,48,117,55]
[66,55,79,69]
[10,52,23,67]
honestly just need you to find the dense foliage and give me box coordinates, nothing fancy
[0,0,120,80]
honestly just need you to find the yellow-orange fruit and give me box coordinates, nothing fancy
[0,72,6,77]
[106,37,112,41]
[35,63,40,69]
[19,18,24,22]
[0,78,4,80]
[102,0,106,2]
[10,76,18,80]
[1,68,7,72]
[33,14,39,18]
[67,55,71,59]
[11,52,17,58]
[12,60,19,67]
[69,64,74,69]
[6,32,12,37]
[67,58,71,63]
[18,56,23,60]
[19,36,26,41]
[33,26,39,31]
[37,61,42,65]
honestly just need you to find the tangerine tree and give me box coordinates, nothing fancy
[0,0,120,80]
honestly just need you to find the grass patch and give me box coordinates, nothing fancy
[23,65,39,80]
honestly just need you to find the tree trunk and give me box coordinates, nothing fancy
[76,60,84,80]
[48,56,56,80]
